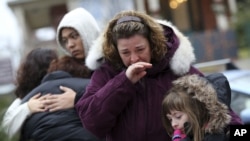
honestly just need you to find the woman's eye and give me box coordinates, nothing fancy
[71,33,79,39]
[62,39,67,45]
[122,52,129,55]
[138,48,144,52]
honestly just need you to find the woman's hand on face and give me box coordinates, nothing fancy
[44,86,76,112]
[28,93,47,113]
[126,62,152,84]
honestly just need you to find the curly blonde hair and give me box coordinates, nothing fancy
[102,10,167,69]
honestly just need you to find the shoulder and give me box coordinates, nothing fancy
[205,73,231,107]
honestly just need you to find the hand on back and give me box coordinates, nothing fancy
[28,93,47,113]
[43,86,76,112]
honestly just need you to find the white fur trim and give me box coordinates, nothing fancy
[156,20,196,75]
[86,19,196,75]
[86,35,105,70]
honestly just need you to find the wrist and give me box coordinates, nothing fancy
[26,101,33,113]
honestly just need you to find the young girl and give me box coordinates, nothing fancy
[162,74,231,141]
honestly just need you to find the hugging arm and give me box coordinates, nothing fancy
[44,86,76,112]
[2,94,46,138]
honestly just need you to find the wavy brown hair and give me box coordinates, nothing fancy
[102,10,167,69]
[15,48,58,98]
[47,56,92,78]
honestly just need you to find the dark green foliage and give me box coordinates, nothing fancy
[233,0,250,49]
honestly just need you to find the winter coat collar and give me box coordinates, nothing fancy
[86,20,195,75]
[41,71,72,83]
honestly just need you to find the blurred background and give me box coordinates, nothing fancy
[0,0,250,140]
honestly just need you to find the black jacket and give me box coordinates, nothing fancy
[20,71,101,141]
[206,73,231,108]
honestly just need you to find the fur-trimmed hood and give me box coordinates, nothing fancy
[56,7,100,57]
[172,74,231,134]
[86,20,195,75]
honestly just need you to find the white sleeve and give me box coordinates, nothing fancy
[1,98,32,138]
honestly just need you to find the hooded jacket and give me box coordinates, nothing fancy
[20,71,101,141]
[76,20,204,141]
[56,7,100,58]
[171,74,231,141]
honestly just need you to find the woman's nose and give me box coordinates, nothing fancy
[66,39,75,49]
[130,53,139,63]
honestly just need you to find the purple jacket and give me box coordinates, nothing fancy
[76,63,202,141]
[76,20,241,141]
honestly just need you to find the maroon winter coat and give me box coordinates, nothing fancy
[76,62,202,141]
[76,20,242,141]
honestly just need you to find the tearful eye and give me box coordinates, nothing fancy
[138,48,144,52]
[120,51,130,56]
[123,52,129,55]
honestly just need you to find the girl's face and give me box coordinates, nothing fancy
[61,28,85,59]
[166,110,189,131]
[117,34,151,67]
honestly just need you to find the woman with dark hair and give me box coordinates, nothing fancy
[1,48,58,139]
[19,56,101,141]
[15,48,58,99]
